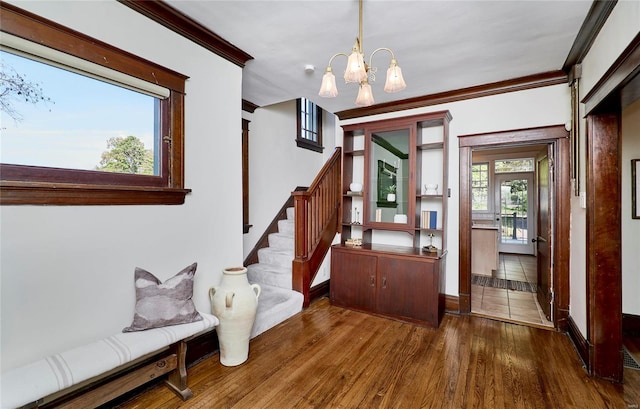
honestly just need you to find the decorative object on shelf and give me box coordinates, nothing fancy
[318,0,406,107]
[393,214,407,224]
[421,210,438,229]
[345,237,362,246]
[352,207,361,224]
[209,266,261,366]
[349,182,363,193]
[424,184,438,195]
[386,184,396,202]
[423,233,438,253]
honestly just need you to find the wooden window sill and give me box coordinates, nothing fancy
[0,181,191,205]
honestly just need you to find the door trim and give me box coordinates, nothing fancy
[458,125,571,331]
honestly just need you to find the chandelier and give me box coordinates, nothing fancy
[318,0,406,107]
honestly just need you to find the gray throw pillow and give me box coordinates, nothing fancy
[123,262,202,332]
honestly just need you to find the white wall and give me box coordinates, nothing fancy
[339,84,571,296]
[570,0,640,336]
[1,1,243,371]
[622,99,640,315]
[242,100,337,284]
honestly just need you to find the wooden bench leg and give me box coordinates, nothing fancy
[165,340,193,400]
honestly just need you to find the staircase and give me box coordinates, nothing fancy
[247,206,303,338]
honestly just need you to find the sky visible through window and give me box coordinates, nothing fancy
[0,50,156,172]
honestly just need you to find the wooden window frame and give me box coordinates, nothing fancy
[471,162,490,211]
[0,2,190,205]
[296,98,323,153]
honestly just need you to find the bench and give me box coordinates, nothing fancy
[1,313,218,409]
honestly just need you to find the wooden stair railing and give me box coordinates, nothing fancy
[292,147,342,307]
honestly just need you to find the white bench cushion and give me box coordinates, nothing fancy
[1,312,218,409]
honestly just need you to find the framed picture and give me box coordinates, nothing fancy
[633,159,639,219]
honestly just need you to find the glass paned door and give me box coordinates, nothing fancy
[495,173,534,254]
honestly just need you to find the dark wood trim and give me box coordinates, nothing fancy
[117,0,253,68]
[554,136,572,332]
[0,182,191,205]
[586,113,622,382]
[567,315,590,368]
[242,119,252,234]
[336,71,567,120]
[562,0,618,72]
[445,294,459,314]
[242,99,259,113]
[623,313,640,337]
[458,146,473,314]
[458,125,571,327]
[0,1,188,92]
[458,125,569,148]
[309,281,330,304]
[583,32,640,114]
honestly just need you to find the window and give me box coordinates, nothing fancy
[0,3,189,205]
[1,50,161,176]
[495,158,534,173]
[296,98,323,153]
[471,162,489,211]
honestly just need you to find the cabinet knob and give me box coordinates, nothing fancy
[382,277,387,288]
[370,276,375,286]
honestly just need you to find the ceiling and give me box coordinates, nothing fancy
[165,0,593,115]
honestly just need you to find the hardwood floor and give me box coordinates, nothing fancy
[115,298,640,409]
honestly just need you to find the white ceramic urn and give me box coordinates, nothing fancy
[209,266,261,366]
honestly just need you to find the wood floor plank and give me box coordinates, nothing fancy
[114,298,640,409]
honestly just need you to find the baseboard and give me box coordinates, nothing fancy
[445,294,459,314]
[623,313,640,336]
[309,280,330,304]
[186,329,219,367]
[567,315,589,370]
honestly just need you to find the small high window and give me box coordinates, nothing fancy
[296,98,323,153]
[472,162,489,211]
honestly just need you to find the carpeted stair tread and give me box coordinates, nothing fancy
[247,263,293,289]
[267,232,294,249]
[251,283,303,338]
[247,207,300,337]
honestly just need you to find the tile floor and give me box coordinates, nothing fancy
[471,253,553,328]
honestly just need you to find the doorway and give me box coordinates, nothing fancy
[458,125,571,331]
[469,145,551,327]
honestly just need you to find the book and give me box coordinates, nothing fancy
[421,210,438,229]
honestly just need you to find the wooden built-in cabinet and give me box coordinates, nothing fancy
[333,111,451,327]
[331,244,445,327]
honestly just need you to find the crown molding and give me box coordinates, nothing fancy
[563,0,617,73]
[242,99,259,113]
[336,70,567,121]
[118,0,253,67]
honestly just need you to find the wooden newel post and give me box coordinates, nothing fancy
[292,190,311,306]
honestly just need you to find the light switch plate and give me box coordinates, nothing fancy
[580,191,586,209]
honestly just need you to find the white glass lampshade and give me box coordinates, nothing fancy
[344,41,367,83]
[318,67,338,98]
[384,59,406,93]
[355,81,374,107]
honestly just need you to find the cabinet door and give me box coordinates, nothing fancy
[377,256,438,324]
[330,250,377,312]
